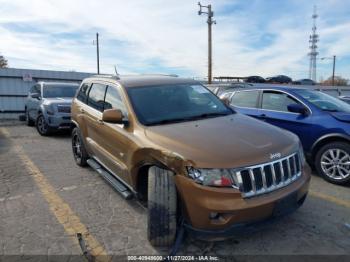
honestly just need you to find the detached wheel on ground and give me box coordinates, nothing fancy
[315,142,350,185]
[25,110,35,126]
[36,114,51,136]
[147,166,177,247]
[71,127,89,167]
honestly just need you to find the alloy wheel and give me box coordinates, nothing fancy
[72,133,82,161]
[37,115,48,134]
[320,148,350,180]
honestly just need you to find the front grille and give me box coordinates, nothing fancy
[233,153,302,198]
[57,105,71,113]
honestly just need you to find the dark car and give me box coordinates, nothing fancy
[245,76,266,83]
[339,96,350,104]
[266,75,292,84]
[224,86,350,185]
[292,79,315,85]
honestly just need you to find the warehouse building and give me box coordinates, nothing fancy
[0,68,92,119]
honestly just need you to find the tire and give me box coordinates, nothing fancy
[315,142,350,185]
[147,166,177,247]
[26,109,35,126]
[36,114,51,136]
[71,127,89,167]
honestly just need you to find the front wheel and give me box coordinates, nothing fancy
[36,114,51,136]
[147,166,177,247]
[315,142,350,185]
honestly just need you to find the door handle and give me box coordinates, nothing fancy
[80,108,85,113]
[259,114,266,118]
[97,119,104,125]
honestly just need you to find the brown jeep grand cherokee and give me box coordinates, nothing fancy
[71,74,310,246]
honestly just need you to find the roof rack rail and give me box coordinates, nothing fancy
[89,74,120,80]
[140,73,178,77]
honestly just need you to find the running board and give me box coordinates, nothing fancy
[87,159,133,200]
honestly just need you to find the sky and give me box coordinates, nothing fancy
[0,0,349,81]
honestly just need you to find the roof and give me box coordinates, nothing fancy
[38,81,79,86]
[85,74,198,88]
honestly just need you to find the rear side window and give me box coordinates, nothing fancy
[262,91,299,112]
[76,83,90,103]
[104,86,127,115]
[87,83,107,112]
[231,90,259,108]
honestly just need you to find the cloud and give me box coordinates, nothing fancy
[0,0,349,81]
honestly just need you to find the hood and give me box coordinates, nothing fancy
[42,97,73,105]
[144,114,299,168]
[330,112,350,123]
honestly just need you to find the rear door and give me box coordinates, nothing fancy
[84,82,107,159]
[260,90,313,145]
[229,90,262,119]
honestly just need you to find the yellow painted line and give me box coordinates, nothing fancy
[309,190,350,209]
[0,128,110,261]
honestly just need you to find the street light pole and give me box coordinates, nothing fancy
[198,2,216,84]
[332,55,336,86]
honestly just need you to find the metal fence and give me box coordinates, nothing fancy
[0,68,92,119]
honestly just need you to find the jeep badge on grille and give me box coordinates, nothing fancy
[270,152,281,160]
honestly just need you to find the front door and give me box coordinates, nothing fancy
[96,84,131,184]
[260,90,313,148]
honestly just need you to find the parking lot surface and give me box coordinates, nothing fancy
[0,121,349,258]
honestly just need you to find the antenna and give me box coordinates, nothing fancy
[114,65,119,77]
[308,5,319,81]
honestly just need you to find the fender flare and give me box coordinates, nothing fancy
[311,133,350,155]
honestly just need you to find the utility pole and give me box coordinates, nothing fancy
[198,2,216,84]
[321,55,336,86]
[332,55,336,86]
[95,33,100,74]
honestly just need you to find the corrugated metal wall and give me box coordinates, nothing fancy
[0,68,92,119]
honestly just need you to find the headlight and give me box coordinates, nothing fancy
[299,141,306,165]
[44,104,55,115]
[187,167,239,188]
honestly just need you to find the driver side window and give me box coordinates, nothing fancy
[262,91,300,112]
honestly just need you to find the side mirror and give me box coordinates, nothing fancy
[220,97,230,106]
[31,93,40,99]
[287,103,308,115]
[102,109,127,125]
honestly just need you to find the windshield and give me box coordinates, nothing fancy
[295,89,350,113]
[43,85,78,98]
[126,84,233,126]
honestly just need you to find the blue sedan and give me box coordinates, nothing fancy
[222,86,350,185]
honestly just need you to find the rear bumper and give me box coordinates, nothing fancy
[176,164,311,234]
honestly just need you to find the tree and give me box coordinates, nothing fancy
[320,76,349,86]
[0,54,8,68]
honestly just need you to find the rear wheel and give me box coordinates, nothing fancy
[72,127,89,167]
[147,166,177,247]
[315,142,350,185]
[26,109,34,126]
[36,114,51,136]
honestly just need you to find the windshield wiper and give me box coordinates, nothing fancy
[323,109,340,112]
[147,112,231,126]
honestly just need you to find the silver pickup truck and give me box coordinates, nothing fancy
[25,82,79,135]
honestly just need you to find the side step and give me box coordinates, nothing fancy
[87,159,133,200]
